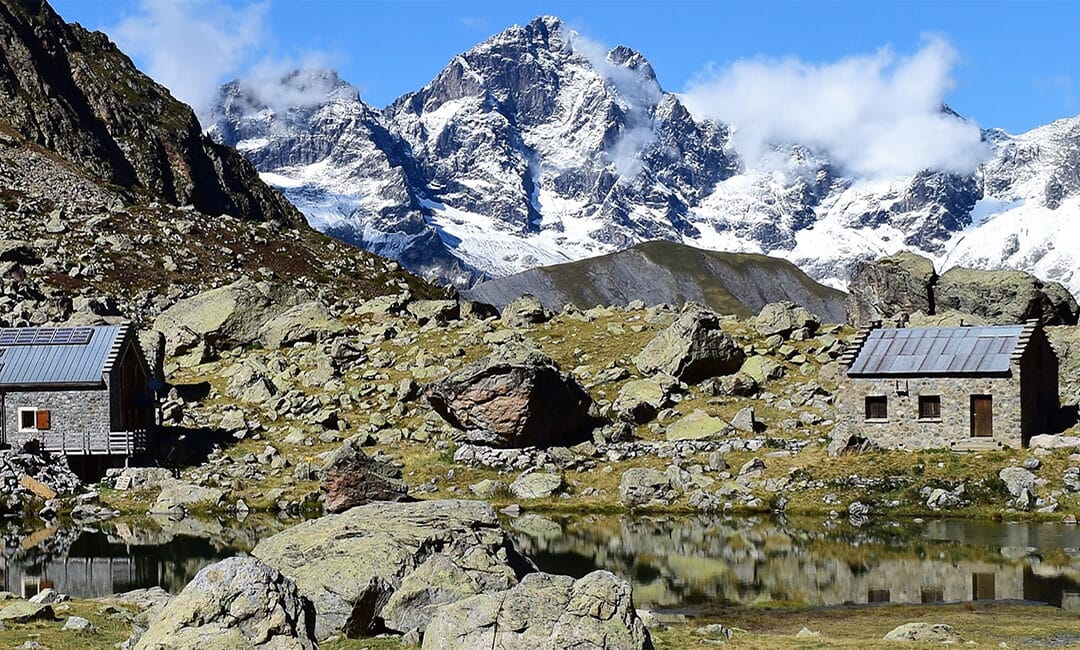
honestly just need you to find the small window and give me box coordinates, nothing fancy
[865,396,888,420]
[17,408,49,432]
[921,587,944,603]
[918,395,941,420]
[19,408,36,432]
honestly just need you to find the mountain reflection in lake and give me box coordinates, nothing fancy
[0,515,293,598]
[3,512,1078,612]
[507,514,1080,613]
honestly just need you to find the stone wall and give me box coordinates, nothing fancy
[836,373,1024,450]
[2,385,111,451]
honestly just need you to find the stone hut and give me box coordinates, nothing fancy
[834,321,1057,451]
[0,324,156,457]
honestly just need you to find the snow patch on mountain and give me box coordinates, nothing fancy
[205,17,1080,296]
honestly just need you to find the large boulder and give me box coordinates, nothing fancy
[152,278,302,357]
[422,570,653,650]
[149,480,225,515]
[321,439,409,513]
[406,300,461,326]
[134,557,316,650]
[611,379,669,424]
[665,409,733,441]
[635,305,745,383]
[252,499,534,640]
[509,472,563,499]
[935,267,1079,325]
[258,301,344,349]
[750,301,820,339]
[501,294,550,328]
[845,251,937,327]
[998,466,1037,498]
[426,349,593,448]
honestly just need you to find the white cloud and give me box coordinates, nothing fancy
[681,36,991,179]
[234,54,350,116]
[109,0,268,113]
[570,32,663,179]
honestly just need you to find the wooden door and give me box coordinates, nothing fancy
[970,395,993,437]
[972,572,995,600]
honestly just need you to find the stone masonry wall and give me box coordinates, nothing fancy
[836,373,1023,450]
[2,386,111,451]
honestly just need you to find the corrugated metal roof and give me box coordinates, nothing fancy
[0,325,124,386]
[847,325,1025,377]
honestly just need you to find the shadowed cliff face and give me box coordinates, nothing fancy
[0,0,302,226]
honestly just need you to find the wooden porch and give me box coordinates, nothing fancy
[38,430,149,456]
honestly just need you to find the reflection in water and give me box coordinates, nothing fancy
[0,515,293,598]
[2,512,1078,611]
[507,514,1080,612]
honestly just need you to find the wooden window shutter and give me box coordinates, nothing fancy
[35,410,50,431]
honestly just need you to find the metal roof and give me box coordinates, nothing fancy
[0,325,126,386]
[847,325,1026,377]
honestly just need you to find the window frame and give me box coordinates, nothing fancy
[18,408,38,433]
[864,395,888,421]
[17,408,50,433]
[918,395,942,421]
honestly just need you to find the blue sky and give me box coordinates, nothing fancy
[51,0,1078,134]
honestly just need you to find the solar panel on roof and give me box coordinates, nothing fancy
[0,327,95,346]
[847,325,1027,376]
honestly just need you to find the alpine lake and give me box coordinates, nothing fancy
[4,511,1078,626]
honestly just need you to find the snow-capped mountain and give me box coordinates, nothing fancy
[205,16,1080,295]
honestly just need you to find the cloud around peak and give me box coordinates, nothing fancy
[107,0,342,119]
[680,36,991,179]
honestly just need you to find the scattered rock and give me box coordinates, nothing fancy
[509,472,563,499]
[62,616,95,633]
[936,267,1078,325]
[502,294,549,327]
[635,304,745,383]
[133,557,316,649]
[258,301,343,349]
[152,278,302,355]
[666,410,733,441]
[406,300,461,326]
[149,480,225,514]
[0,601,53,623]
[468,479,504,498]
[253,500,533,640]
[693,623,734,639]
[620,468,672,508]
[882,622,962,643]
[846,252,936,327]
[751,301,819,339]
[999,467,1037,499]
[612,379,669,424]
[421,571,652,650]
[730,406,758,433]
[321,438,409,513]
[426,349,593,448]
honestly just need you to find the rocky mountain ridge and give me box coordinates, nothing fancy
[206,16,1080,295]
[0,0,437,330]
